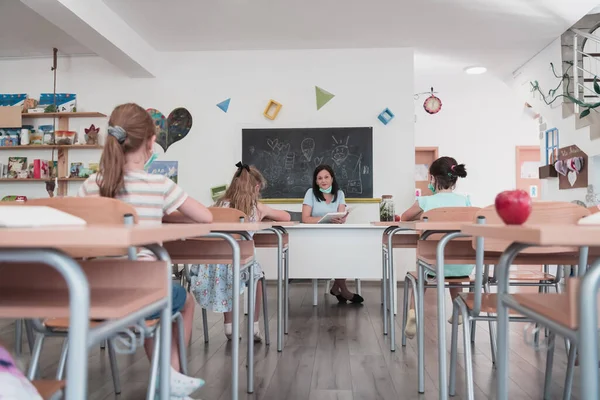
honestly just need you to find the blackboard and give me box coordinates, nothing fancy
[242,127,373,199]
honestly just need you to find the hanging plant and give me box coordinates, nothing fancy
[530,62,600,119]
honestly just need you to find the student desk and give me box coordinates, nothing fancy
[164,221,273,397]
[0,224,210,400]
[461,223,599,400]
[256,223,411,308]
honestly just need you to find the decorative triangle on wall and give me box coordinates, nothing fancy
[217,98,231,113]
[315,86,335,110]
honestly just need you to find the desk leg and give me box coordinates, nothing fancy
[496,243,529,400]
[579,257,600,398]
[313,279,318,306]
[382,246,388,336]
[247,262,255,393]
[417,262,424,392]
[274,230,284,352]
[284,249,289,335]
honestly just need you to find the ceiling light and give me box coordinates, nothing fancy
[464,66,487,74]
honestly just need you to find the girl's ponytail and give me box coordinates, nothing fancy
[97,132,125,198]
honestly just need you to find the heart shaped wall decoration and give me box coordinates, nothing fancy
[568,170,577,187]
[147,107,193,153]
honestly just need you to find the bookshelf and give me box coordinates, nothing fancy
[7,112,108,195]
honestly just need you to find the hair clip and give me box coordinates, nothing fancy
[235,161,250,177]
[107,125,127,144]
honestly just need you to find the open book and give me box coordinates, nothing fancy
[317,207,353,224]
[578,211,600,225]
[0,205,87,228]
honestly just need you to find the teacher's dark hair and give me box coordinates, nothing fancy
[312,164,340,202]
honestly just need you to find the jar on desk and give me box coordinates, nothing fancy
[379,195,395,222]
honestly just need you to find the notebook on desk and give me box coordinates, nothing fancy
[578,212,600,225]
[0,205,87,228]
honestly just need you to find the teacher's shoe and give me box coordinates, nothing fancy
[349,293,364,303]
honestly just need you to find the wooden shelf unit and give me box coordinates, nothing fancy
[10,113,107,195]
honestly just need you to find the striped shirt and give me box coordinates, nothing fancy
[77,170,188,225]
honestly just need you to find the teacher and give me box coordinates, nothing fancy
[301,164,364,304]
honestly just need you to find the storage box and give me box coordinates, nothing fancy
[0,106,22,128]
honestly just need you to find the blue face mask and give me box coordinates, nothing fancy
[428,183,436,194]
[319,186,333,194]
[144,152,158,171]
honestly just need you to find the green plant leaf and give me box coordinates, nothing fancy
[594,76,600,94]
[580,108,591,118]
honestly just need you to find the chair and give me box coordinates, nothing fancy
[168,206,269,345]
[449,202,589,399]
[19,197,189,400]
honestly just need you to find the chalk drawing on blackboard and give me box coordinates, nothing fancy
[249,146,255,155]
[301,138,315,161]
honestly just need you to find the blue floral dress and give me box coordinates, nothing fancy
[189,202,263,313]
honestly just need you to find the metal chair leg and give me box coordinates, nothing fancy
[14,319,22,356]
[202,308,209,344]
[27,333,44,381]
[25,320,34,353]
[449,300,461,396]
[174,312,187,375]
[107,338,121,394]
[401,278,409,344]
[355,278,362,295]
[543,332,556,399]
[260,277,270,346]
[483,282,497,365]
[460,303,475,400]
[146,327,161,400]
[563,343,576,400]
[56,338,69,380]
[469,286,476,343]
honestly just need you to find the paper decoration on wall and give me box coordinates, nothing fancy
[556,145,588,190]
[217,98,231,113]
[529,185,538,198]
[147,108,192,153]
[263,99,282,120]
[84,124,99,145]
[586,185,600,205]
[315,86,335,110]
[377,108,395,125]
[524,102,540,119]
[211,184,227,202]
[147,160,178,183]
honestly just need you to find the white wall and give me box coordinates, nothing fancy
[508,38,599,204]
[0,48,415,222]
[415,54,540,207]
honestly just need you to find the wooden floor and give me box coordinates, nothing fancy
[0,281,582,400]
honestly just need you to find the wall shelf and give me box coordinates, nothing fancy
[0,145,102,150]
[21,112,106,118]
[0,178,86,182]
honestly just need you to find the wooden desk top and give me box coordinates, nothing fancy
[207,222,273,231]
[461,223,600,247]
[0,224,211,249]
[371,221,463,231]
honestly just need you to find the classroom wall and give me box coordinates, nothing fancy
[0,48,415,223]
[414,54,540,207]
[508,38,600,204]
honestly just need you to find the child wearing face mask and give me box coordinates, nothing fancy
[400,156,472,339]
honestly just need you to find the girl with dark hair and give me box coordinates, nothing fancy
[400,156,472,339]
[301,164,364,304]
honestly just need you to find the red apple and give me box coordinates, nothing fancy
[495,190,532,225]
[394,214,401,222]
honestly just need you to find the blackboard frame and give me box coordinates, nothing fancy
[242,127,374,200]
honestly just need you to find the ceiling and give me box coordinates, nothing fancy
[100,0,599,77]
[1,0,599,78]
[0,0,93,58]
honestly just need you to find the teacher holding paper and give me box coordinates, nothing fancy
[301,164,364,303]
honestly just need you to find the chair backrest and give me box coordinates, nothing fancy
[474,201,590,253]
[417,207,481,258]
[208,206,247,222]
[24,197,139,225]
[20,197,139,258]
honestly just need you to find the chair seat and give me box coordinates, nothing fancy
[382,233,419,248]
[419,252,579,267]
[253,232,289,249]
[32,380,65,400]
[406,270,473,284]
[44,317,160,331]
[163,238,255,264]
[459,293,521,315]
[511,293,579,329]
[508,270,556,282]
